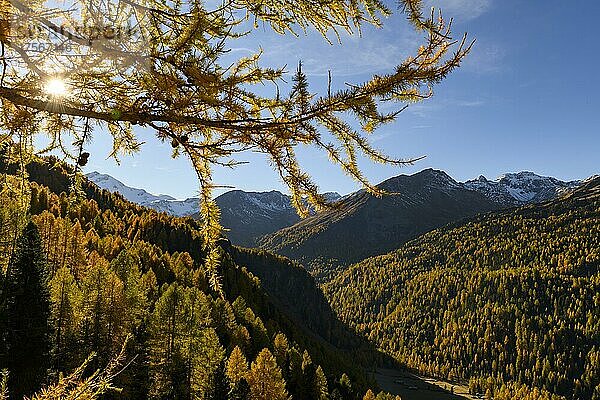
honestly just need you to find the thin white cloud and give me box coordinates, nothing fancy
[233,13,423,78]
[426,0,493,20]
[370,130,396,142]
[456,100,485,107]
[402,96,485,118]
[261,32,418,77]
[463,41,506,74]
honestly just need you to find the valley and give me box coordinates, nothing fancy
[325,176,600,399]
[83,164,600,399]
[0,0,598,398]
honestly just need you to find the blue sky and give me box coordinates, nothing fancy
[82,0,600,199]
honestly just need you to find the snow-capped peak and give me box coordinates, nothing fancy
[86,171,341,218]
[464,171,580,205]
[86,172,198,216]
[323,192,342,203]
[86,172,175,203]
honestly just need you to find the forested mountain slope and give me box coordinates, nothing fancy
[260,169,505,281]
[0,157,388,399]
[324,177,600,400]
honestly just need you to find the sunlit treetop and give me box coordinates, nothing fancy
[0,0,472,292]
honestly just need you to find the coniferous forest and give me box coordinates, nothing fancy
[2,156,598,400]
[325,178,600,400]
[0,157,397,399]
[0,0,598,399]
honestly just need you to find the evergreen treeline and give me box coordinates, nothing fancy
[0,158,391,399]
[325,178,600,400]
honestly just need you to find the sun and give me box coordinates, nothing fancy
[44,78,68,97]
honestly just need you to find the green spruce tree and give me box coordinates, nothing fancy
[3,222,51,398]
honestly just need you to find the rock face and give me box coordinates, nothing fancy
[214,191,342,246]
[214,190,301,247]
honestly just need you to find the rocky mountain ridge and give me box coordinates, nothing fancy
[87,169,584,252]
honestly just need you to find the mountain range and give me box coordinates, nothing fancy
[86,171,341,247]
[260,169,582,280]
[87,169,583,278]
[7,158,599,400]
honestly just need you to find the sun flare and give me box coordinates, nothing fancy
[44,78,68,97]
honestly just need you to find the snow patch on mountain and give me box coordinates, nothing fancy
[582,174,600,184]
[86,172,199,216]
[86,171,341,218]
[86,171,175,203]
[147,198,200,217]
[464,171,581,205]
[244,191,292,213]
